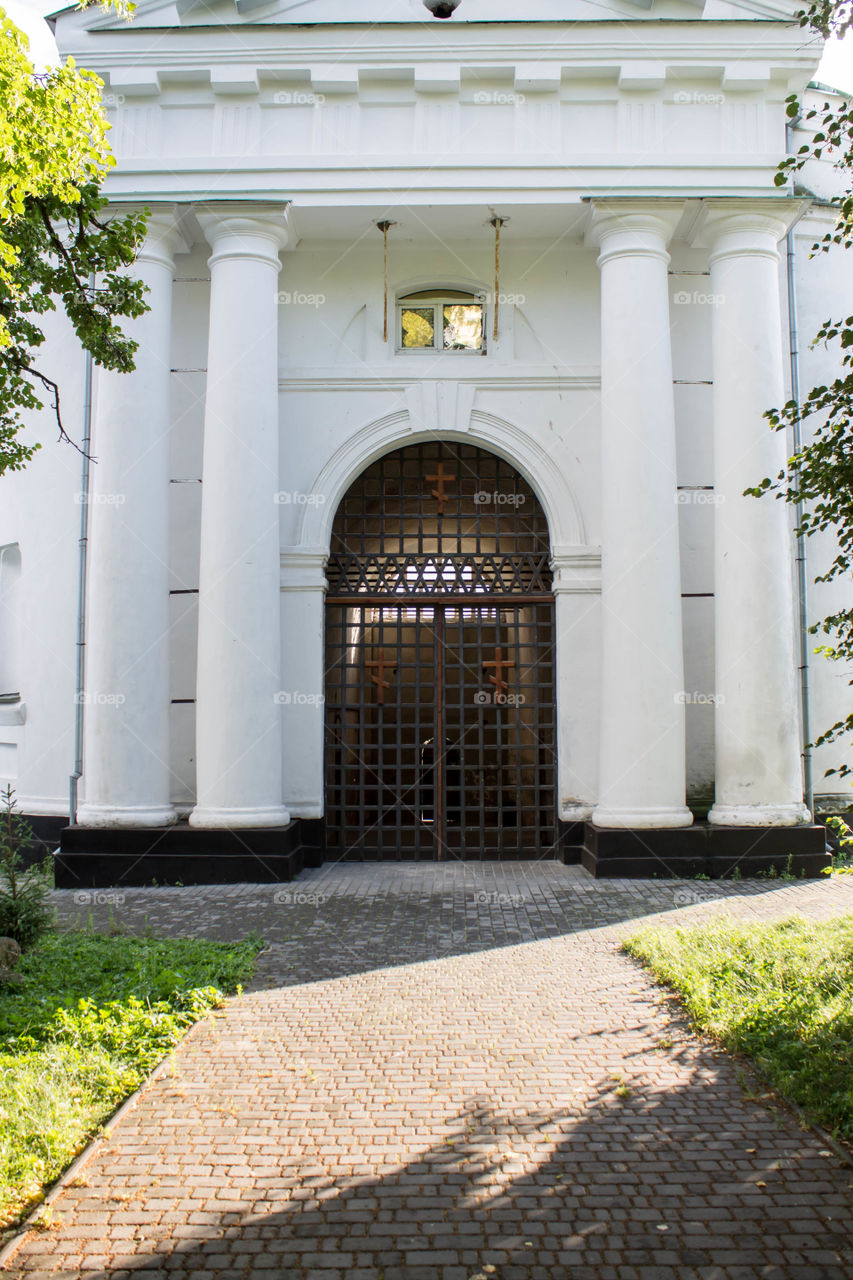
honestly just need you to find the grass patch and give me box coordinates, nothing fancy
[623,915,853,1141]
[0,930,262,1231]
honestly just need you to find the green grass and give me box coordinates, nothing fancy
[0,931,262,1231]
[623,915,853,1141]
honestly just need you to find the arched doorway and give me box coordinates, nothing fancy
[324,441,556,859]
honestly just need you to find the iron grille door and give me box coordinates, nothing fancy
[325,603,439,859]
[324,600,556,859]
[324,441,557,861]
[440,602,556,857]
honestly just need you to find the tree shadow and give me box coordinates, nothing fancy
[52,1060,853,1280]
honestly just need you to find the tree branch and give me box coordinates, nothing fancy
[18,361,93,461]
[33,198,92,304]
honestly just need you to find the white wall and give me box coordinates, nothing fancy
[0,306,88,815]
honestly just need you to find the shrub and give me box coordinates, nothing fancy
[0,787,52,949]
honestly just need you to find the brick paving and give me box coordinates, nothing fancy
[7,863,853,1279]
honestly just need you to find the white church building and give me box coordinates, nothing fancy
[0,0,848,882]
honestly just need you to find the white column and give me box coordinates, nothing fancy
[589,202,692,829]
[78,214,186,827]
[189,210,291,829]
[699,202,810,826]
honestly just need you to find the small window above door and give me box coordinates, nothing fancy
[397,289,485,353]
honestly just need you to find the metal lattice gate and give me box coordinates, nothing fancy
[324,442,557,860]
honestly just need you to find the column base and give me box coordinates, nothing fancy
[75,804,177,829]
[708,803,812,828]
[189,805,291,829]
[592,806,694,830]
[561,802,595,822]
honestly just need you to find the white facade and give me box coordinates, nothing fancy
[1,0,851,851]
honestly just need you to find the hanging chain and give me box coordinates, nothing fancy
[377,221,394,343]
[489,216,505,343]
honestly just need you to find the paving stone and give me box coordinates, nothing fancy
[4,864,853,1279]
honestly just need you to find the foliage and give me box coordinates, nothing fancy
[0,1,146,475]
[788,0,853,40]
[0,929,261,1230]
[824,814,853,872]
[0,787,52,949]
[624,915,853,1139]
[748,0,853,780]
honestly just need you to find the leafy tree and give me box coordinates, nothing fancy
[0,0,145,476]
[749,0,853,784]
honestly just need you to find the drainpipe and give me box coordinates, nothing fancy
[785,119,814,818]
[69,286,95,826]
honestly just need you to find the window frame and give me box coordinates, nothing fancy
[396,288,488,355]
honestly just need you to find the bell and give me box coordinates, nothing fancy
[422,0,462,16]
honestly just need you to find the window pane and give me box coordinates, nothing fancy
[443,303,483,351]
[401,307,435,348]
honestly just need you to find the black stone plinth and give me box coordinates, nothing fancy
[19,814,67,868]
[578,820,829,879]
[54,821,315,888]
[52,815,830,884]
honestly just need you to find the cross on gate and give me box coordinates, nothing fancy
[365,649,396,704]
[425,462,456,514]
[483,647,515,698]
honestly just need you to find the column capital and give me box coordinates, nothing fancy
[280,547,329,593]
[197,204,294,270]
[550,546,601,595]
[690,198,810,261]
[586,199,686,265]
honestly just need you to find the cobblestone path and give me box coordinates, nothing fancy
[7,864,853,1280]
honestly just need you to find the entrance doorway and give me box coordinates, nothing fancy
[324,442,556,859]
